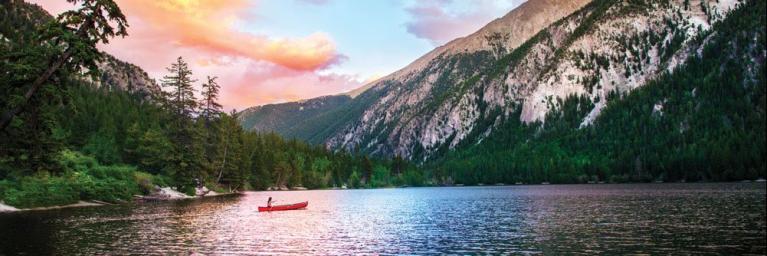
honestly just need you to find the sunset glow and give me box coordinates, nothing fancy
[30,0,523,110]
[2,0,766,254]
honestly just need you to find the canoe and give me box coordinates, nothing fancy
[258,201,308,212]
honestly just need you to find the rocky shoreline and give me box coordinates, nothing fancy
[1,186,238,213]
[0,200,106,212]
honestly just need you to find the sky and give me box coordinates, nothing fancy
[31,0,524,111]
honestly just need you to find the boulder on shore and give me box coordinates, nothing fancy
[136,186,193,201]
[195,186,220,197]
[157,187,193,199]
[0,202,19,212]
[136,186,233,202]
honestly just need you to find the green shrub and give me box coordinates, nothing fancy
[0,151,171,208]
[0,180,11,200]
[151,174,171,188]
[204,181,227,193]
[134,172,156,194]
[57,150,98,173]
[2,174,79,208]
[181,186,196,196]
[403,168,424,187]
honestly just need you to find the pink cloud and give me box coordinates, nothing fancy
[405,0,522,46]
[220,62,360,110]
[30,0,359,110]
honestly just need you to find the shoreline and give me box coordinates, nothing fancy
[260,179,767,192]
[0,200,107,213]
[1,189,243,213]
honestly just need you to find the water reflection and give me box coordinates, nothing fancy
[0,183,764,254]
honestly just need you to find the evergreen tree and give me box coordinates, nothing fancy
[160,57,203,189]
[136,126,172,175]
[199,76,222,122]
[216,111,246,187]
[362,156,373,184]
[198,76,224,182]
[161,56,197,117]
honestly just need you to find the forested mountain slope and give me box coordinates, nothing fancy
[435,0,765,184]
[241,0,745,164]
[238,95,351,139]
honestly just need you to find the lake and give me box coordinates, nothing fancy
[1,183,765,255]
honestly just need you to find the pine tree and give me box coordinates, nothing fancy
[392,155,406,176]
[199,76,222,122]
[362,156,373,184]
[217,111,247,189]
[198,76,224,181]
[160,57,204,189]
[162,56,198,118]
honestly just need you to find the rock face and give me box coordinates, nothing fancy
[95,54,161,99]
[383,0,594,82]
[240,0,741,162]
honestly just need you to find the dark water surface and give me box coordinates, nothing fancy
[1,183,765,255]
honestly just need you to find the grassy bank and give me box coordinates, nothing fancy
[0,150,170,209]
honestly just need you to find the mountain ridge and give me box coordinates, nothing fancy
[380,0,593,84]
[238,0,593,141]
[240,0,745,163]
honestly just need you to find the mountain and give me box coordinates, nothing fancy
[95,54,161,99]
[437,0,765,183]
[0,1,161,98]
[238,95,352,139]
[240,0,745,161]
[238,0,593,145]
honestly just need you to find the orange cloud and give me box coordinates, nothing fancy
[116,0,342,70]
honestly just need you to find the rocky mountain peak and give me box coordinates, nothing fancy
[382,0,592,83]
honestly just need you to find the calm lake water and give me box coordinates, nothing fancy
[1,183,765,255]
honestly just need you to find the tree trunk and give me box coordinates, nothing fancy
[216,134,229,184]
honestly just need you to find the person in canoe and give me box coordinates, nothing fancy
[267,197,273,208]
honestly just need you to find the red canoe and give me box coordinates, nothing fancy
[258,201,308,212]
